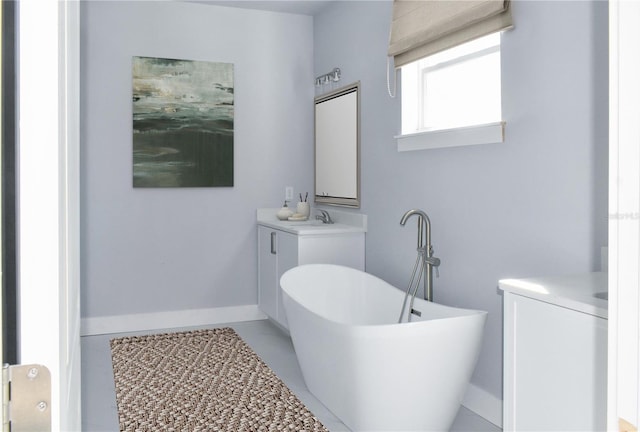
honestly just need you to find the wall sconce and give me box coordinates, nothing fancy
[315,67,341,87]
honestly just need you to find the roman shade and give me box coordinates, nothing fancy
[388,0,513,67]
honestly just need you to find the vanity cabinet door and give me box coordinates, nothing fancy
[275,231,298,329]
[503,292,607,431]
[258,226,278,322]
[257,226,297,330]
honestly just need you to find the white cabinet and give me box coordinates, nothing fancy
[257,224,365,330]
[501,276,607,432]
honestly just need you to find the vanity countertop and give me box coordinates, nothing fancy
[499,272,608,319]
[257,208,367,236]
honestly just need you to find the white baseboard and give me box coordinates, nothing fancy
[81,304,267,336]
[462,383,503,428]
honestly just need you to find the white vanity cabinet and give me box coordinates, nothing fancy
[500,273,607,432]
[257,209,366,331]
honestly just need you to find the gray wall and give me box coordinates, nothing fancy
[314,0,609,399]
[81,1,314,318]
[81,0,608,403]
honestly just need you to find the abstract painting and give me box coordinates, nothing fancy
[132,56,234,187]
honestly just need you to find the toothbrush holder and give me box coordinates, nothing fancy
[296,202,310,219]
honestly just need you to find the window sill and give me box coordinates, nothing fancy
[395,121,505,152]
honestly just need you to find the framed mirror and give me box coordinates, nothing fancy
[314,82,360,208]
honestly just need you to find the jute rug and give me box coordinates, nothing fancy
[110,327,329,432]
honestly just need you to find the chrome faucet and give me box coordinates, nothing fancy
[316,209,334,224]
[400,209,440,303]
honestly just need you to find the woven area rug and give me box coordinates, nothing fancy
[110,328,328,432]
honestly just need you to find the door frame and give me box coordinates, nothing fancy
[1,0,17,367]
[608,0,640,430]
[15,1,81,430]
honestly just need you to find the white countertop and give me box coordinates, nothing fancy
[257,208,367,236]
[499,272,608,319]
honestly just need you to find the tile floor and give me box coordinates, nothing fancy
[81,319,501,432]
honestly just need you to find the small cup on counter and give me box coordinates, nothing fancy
[296,201,310,219]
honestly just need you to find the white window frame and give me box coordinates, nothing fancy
[396,33,506,152]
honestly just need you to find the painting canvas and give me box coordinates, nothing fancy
[132,56,234,187]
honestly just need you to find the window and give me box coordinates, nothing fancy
[398,33,504,150]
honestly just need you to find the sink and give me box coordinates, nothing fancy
[258,208,367,237]
[594,291,608,300]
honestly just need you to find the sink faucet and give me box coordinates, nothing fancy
[316,209,334,224]
[400,209,439,302]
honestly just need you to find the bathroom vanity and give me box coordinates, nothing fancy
[499,273,607,431]
[257,208,366,330]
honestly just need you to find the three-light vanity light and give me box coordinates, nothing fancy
[314,67,341,87]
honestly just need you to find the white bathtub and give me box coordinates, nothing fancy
[280,264,487,432]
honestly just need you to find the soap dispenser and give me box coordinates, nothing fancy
[276,200,294,220]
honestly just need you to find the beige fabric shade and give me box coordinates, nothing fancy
[388,0,513,67]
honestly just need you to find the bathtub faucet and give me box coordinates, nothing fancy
[400,209,440,302]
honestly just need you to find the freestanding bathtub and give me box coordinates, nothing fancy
[280,264,487,432]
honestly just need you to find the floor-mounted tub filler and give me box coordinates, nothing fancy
[280,264,487,432]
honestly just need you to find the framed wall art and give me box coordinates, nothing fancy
[132,56,234,187]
